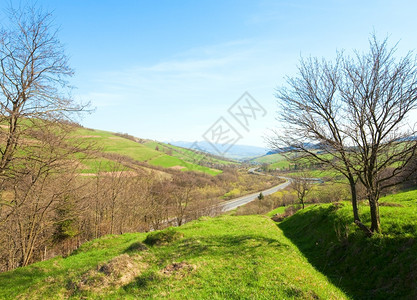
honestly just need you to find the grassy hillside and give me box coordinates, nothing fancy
[279,189,417,299]
[143,140,235,166]
[0,215,348,299]
[251,152,336,177]
[73,127,226,175]
[251,153,291,170]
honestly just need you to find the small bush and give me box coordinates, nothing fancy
[223,188,241,199]
[379,202,403,207]
[125,242,148,253]
[308,183,349,204]
[144,228,184,246]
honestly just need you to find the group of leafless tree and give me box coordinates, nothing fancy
[0,5,231,272]
[0,5,81,270]
[269,34,417,234]
[0,156,228,271]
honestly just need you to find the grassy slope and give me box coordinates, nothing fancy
[0,215,348,299]
[251,153,290,170]
[266,206,287,217]
[73,128,222,175]
[252,153,337,176]
[143,141,235,166]
[279,189,417,300]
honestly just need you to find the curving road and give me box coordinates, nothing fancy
[220,176,291,212]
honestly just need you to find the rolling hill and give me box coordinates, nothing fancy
[71,127,235,176]
[170,141,269,160]
[250,153,291,170]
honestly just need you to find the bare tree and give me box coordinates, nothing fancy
[170,173,198,226]
[147,179,170,230]
[269,34,417,233]
[0,4,90,270]
[291,174,313,209]
[0,5,87,175]
[341,36,417,232]
[268,52,361,222]
[0,125,85,268]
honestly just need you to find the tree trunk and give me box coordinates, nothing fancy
[369,195,381,233]
[348,178,360,222]
[110,200,115,235]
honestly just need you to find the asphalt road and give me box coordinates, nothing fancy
[220,176,291,212]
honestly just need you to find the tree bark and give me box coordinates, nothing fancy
[348,177,360,222]
[369,195,381,233]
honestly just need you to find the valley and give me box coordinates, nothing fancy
[1,2,417,299]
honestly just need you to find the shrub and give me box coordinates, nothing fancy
[125,242,148,253]
[144,228,184,246]
[223,188,241,199]
[308,183,349,204]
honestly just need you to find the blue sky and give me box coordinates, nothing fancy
[1,0,417,147]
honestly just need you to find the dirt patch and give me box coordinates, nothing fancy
[75,162,90,170]
[19,138,41,146]
[79,171,138,177]
[380,202,404,207]
[142,167,172,179]
[271,206,301,222]
[76,135,101,138]
[76,254,147,292]
[101,171,138,177]
[160,262,196,277]
[170,165,186,170]
[79,173,96,177]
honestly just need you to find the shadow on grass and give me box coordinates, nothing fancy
[121,233,287,293]
[278,205,417,300]
[123,270,159,293]
[160,233,286,263]
[0,266,46,295]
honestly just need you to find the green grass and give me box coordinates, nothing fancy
[251,153,287,164]
[74,128,164,161]
[266,206,287,217]
[278,189,417,300]
[252,152,337,173]
[269,160,291,170]
[0,215,348,299]
[148,155,221,175]
[251,153,291,170]
[74,152,127,174]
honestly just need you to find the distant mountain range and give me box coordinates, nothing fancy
[168,141,269,160]
[265,143,324,155]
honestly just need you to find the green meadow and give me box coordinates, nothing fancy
[0,215,348,299]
